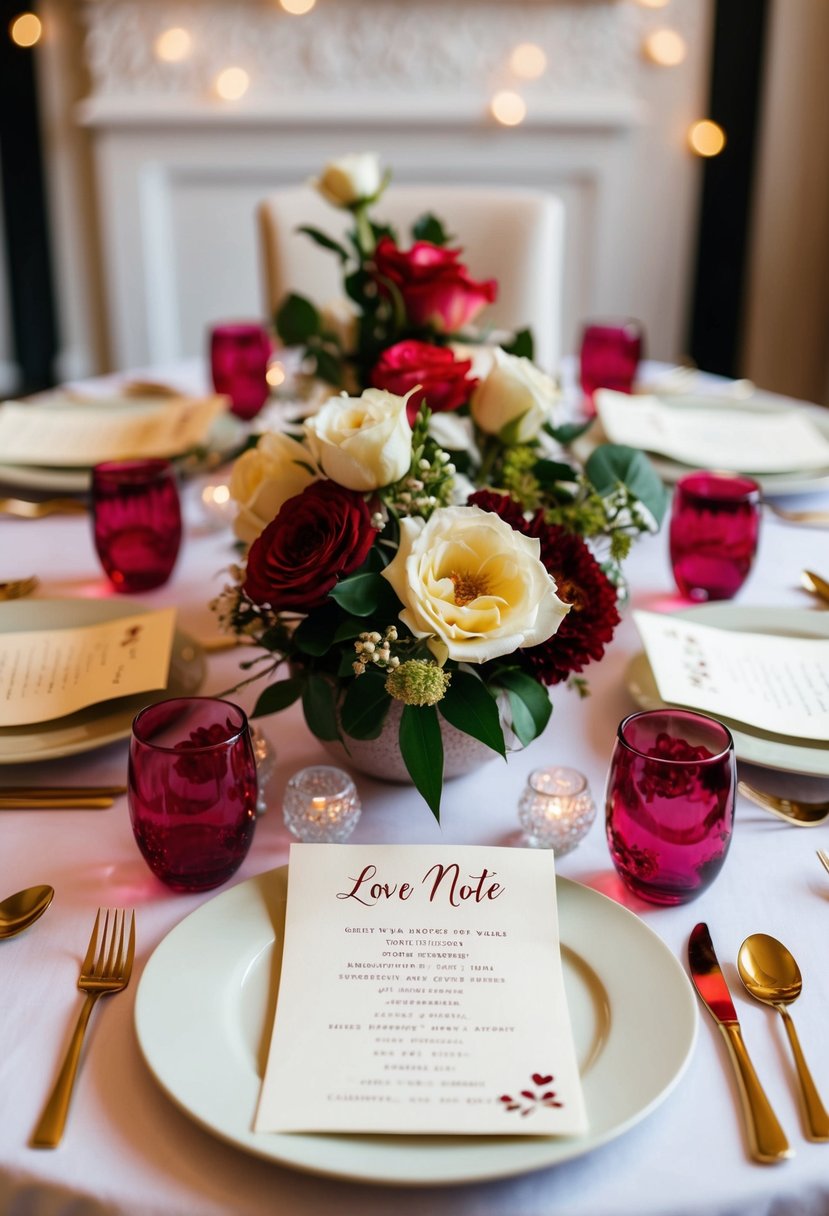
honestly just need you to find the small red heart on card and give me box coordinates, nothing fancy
[531,1073,553,1086]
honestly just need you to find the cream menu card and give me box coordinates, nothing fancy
[634,610,829,741]
[0,608,176,726]
[255,843,587,1137]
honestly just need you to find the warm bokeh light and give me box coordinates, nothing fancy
[643,29,687,66]
[154,27,192,63]
[509,42,547,80]
[688,119,727,157]
[635,0,670,8]
[266,361,286,388]
[215,67,250,101]
[491,90,527,127]
[278,0,316,13]
[9,12,42,47]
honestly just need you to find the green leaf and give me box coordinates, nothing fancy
[439,671,506,757]
[331,571,401,618]
[252,676,303,718]
[399,704,443,822]
[302,673,340,742]
[494,669,552,746]
[533,458,578,487]
[411,213,451,246]
[296,225,349,262]
[341,671,391,740]
[275,293,320,345]
[501,328,534,360]
[498,409,532,447]
[333,617,368,644]
[312,346,343,386]
[293,602,342,656]
[585,443,669,525]
[544,419,593,445]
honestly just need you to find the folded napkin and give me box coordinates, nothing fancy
[0,393,227,467]
[596,390,829,473]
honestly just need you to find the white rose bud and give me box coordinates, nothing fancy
[382,504,569,664]
[304,387,414,492]
[470,347,561,444]
[311,152,383,209]
[229,431,318,544]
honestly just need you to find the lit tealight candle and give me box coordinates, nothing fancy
[283,765,362,843]
[517,766,596,854]
[199,480,236,530]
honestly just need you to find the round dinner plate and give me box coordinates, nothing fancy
[571,392,829,496]
[626,605,829,778]
[135,867,697,1187]
[0,598,205,764]
[0,411,247,494]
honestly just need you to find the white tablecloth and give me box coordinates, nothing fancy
[1,387,829,1216]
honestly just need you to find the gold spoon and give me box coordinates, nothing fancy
[738,781,829,827]
[738,933,829,1142]
[0,575,39,602]
[0,884,54,939]
[801,570,829,605]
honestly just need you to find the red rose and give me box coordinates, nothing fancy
[370,340,477,423]
[373,236,497,332]
[243,480,375,613]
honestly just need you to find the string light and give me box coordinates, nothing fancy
[643,29,687,66]
[215,67,250,101]
[688,119,726,157]
[154,27,192,63]
[279,0,316,13]
[491,90,527,127]
[9,12,41,47]
[509,43,547,80]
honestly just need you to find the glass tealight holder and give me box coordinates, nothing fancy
[283,765,361,843]
[518,767,596,854]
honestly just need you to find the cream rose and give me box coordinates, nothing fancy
[229,432,318,543]
[311,153,383,209]
[470,347,561,443]
[304,387,413,492]
[382,504,569,663]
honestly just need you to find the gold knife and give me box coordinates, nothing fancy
[0,796,114,810]
[0,785,126,798]
[802,570,829,606]
[688,922,792,1164]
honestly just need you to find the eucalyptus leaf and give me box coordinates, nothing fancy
[302,673,340,742]
[341,671,391,740]
[493,669,552,746]
[251,676,303,719]
[439,671,506,757]
[585,443,668,525]
[399,705,443,821]
[275,293,320,345]
[545,419,594,445]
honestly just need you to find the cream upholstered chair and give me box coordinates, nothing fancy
[258,185,565,370]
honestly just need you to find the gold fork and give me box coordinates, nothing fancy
[31,908,135,1148]
[817,850,829,877]
[739,781,829,827]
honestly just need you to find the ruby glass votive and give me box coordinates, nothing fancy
[579,319,644,416]
[91,459,182,593]
[669,470,761,601]
[605,709,736,906]
[128,697,258,892]
[209,322,272,421]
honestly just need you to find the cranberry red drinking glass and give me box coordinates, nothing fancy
[128,697,258,893]
[669,471,761,602]
[579,320,644,417]
[605,709,735,906]
[91,459,182,593]
[209,322,272,420]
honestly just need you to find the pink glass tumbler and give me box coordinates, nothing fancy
[92,459,182,593]
[209,322,272,420]
[128,697,258,893]
[605,709,735,906]
[579,320,644,416]
[670,471,761,601]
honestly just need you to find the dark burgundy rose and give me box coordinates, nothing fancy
[373,236,497,332]
[370,340,477,423]
[243,480,375,613]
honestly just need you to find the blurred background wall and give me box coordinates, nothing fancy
[0,0,826,404]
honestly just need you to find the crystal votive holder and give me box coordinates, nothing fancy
[518,766,596,854]
[283,765,362,843]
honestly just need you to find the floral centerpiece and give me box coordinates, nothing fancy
[215,154,667,819]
